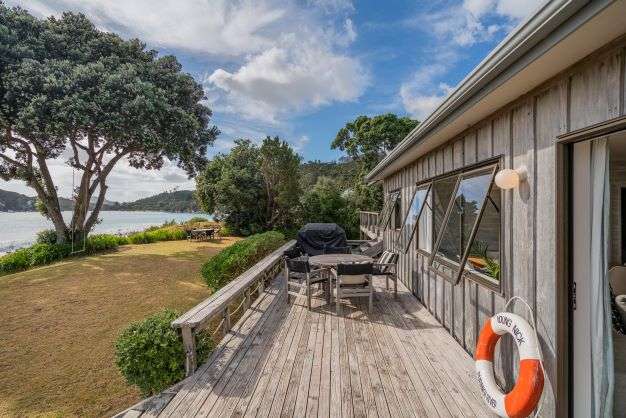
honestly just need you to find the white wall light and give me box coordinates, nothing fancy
[494,166,528,190]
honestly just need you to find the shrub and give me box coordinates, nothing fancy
[187,216,209,223]
[0,248,32,274]
[115,309,213,395]
[85,234,123,253]
[36,229,58,245]
[128,226,187,244]
[218,224,233,237]
[202,231,285,291]
[29,243,71,266]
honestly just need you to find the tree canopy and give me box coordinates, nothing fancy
[331,113,418,172]
[331,113,418,211]
[195,137,301,235]
[0,5,218,242]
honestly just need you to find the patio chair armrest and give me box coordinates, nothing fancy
[373,263,397,275]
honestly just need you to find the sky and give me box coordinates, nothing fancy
[1,0,544,202]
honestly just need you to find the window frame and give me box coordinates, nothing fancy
[394,183,432,254]
[392,194,402,230]
[377,190,400,235]
[426,160,503,293]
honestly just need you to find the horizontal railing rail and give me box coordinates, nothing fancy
[172,239,296,376]
[358,211,380,240]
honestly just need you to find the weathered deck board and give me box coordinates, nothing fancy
[119,278,495,418]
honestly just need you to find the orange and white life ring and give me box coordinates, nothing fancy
[475,312,544,418]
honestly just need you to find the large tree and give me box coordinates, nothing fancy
[331,113,418,210]
[331,113,418,172]
[0,6,218,243]
[195,137,301,235]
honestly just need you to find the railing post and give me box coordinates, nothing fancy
[223,307,231,332]
[181,326,197,377]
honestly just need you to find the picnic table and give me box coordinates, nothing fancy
[188,228,217,241]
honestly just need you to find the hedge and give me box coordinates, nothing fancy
[127,226,187,244]
[0,221,224,276]
[115,309,213,395]
[201,231,285,291]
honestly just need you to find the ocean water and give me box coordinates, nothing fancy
[0,211,210,254]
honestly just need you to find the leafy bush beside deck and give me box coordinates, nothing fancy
[115,309,214,396]
[201,231,285,291]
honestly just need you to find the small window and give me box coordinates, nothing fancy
[395,184,431,253]
[429,164,499,286]
[417,188,433,253]
[467,185,501,284]
[377,191,400,234]
[393,197,402,229]
[432,174,459,249]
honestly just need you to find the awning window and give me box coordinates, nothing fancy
[377,190,400,236]
[395,184,431,253]
[429,164,499,286]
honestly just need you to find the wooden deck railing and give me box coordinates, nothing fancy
[172,240,296,376]
[358,211,380,240]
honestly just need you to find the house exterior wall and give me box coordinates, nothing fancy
[381,35,626,417]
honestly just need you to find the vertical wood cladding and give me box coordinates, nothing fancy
[381,40,626,416]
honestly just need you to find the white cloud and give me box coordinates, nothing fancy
[400,65,455,120]
[291,135,310,151]
[411,0,545,47]
[14,0,296,57]
[307,0,354,13]
[399,0,544,118]
[0,152,195,202]
[208,41,368,123]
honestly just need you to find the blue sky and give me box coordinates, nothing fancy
[2,0,544,200]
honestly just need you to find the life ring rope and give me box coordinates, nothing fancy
[475,296,546,418]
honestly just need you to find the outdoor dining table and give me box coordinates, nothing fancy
[189,228,216,241]
[308,253,373,268]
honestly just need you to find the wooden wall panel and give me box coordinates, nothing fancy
[533,79,568,418]
[429,153,437,315]
[476,123,495,341]
[377,38,625,418]
[463,132,478,353]
[443,145,454,332]
[435,149,445,323]
[452,140,465,345]
[492,111,514,390]
[570,49,622,130]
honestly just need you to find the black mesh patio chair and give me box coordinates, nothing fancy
[283,247,303,259]
[373,251,399,296]
[285,258,330,309]
[334,262,374,314]
[324,246,351,254]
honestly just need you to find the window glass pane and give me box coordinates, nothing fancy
[432,168,495,281]
[393,197,402,229]
[432,175,459,249]
[466,186,501,283]
[417,189,432,253]
[377,191,399,231]
[396,185,431,253]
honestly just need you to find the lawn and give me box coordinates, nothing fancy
[0,238,238,418]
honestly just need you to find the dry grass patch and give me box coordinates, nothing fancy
[0,238,238,418]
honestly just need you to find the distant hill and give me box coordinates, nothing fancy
[114,190,199,212]
[0,189,199,213]
[0,189,37,212]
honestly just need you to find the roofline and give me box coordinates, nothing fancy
[365,0,613,183]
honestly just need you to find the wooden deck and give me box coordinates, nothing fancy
[118,277,494,417]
